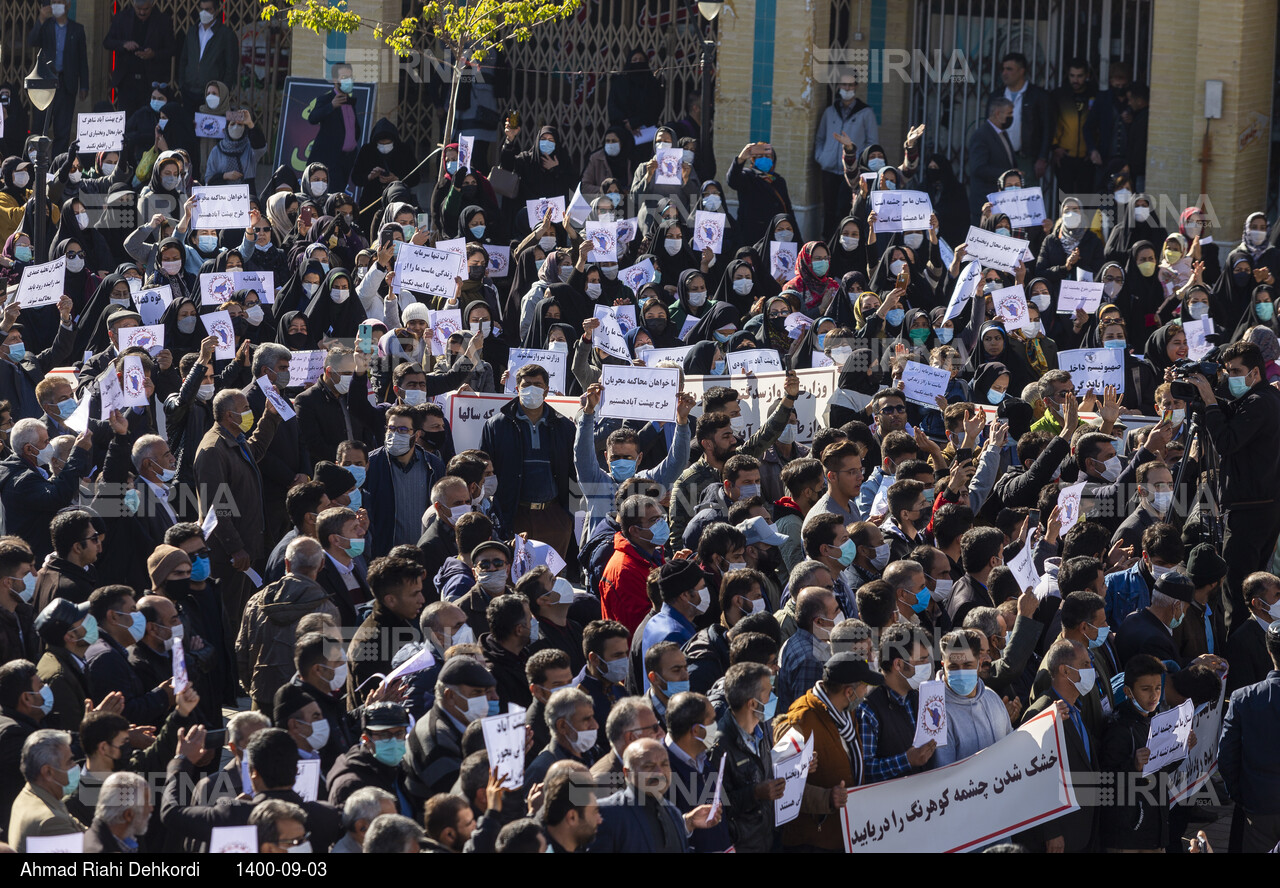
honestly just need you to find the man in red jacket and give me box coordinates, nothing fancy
[599,495,667,637]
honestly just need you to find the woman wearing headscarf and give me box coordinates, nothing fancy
[712,258,761,317]
[535,283,592,347]
[727,141,795,248]
[788,316,837,370]
[145,236,195,305]
[826,216,870,282]
[351,118,422,200]
[573,305,634,390]
[441,170,504,240]
[681,340,722,377]
[971,362,1013,407]
[696,180,738,253]
[136,147,188,223]
[667,268,714,332]
[96,186,139,268]
[636,290,681,349]
[1210,249,1265,332]
[161,295,208,364]
[520,293,566,350]
[1115,240,1165,344]
[499,124,579,215]
[264,191,296,243]
[582,126,637,200]
[1239,211,1280,284]
[681,301,740,348]
[0,157,34,249]
[784,241,840,318]
[51,195,112,275]
[1156,233,1194,306]
[1244,325,1280,383]
[463,299,508,380]
[1179,206,1220,287]
[517,249,565,343]
[826,347,881,427]
[631,126,701,236]
[851,162,907,231]
[53,236,99,317]
[607,48,664,140]
[296,162,332,206]
[303,267,366,342]
[966,323,1031,393]
[277,310,312,350]
[743,293,797,358]
[921,153,970,248]
[1037,197,1104,283]
[1104,192,1167,266]
[1095,315,1157,414]
[1230,284,1280,344]
[205,109,261,192]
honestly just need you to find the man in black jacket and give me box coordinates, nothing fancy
[1187,342,1280,633]
[325,702,414,810]
[983,396,1076,520]
[346,556,424,708]
[102,0,174,113]
[403,656,496,805]
[84,585,174,726]
[26,2,89,153]
[249,343,310,547]
[1225,571,1280,693]
[966,97,1018,221]
[480,594,533,710]
[302,63,363,192]
[992,52,1056,186]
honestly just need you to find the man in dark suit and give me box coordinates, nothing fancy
[26,1,90,154]
[992,52,1055,186]
[0,419,93,563]
[966,97,1017,222]
[1225,571,1280,693]
[177,0,239,113]
[1020,639,1098,852]
[102,0,174,113]
[586,737,719,853]
[946,527,1003,626]
[302,63,363,193]
[1219,622,1280,853]
[247,344,310,547]
[1116,571,1193,666]
[316,506,370,628]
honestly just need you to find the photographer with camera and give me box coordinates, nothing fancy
[1180,341,1280,633]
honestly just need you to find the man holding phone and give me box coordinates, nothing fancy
[303,62,363,193]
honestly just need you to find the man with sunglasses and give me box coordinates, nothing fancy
[32,509,100,612]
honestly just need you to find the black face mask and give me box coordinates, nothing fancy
[459,185,477,199]
[286,332,308,349]
[768,316,787,333]
[287,212,298,224]
[165,578,191,599]
[646,317,668,336]
[423,429,450,450]
[232,316,249,338]
[467,265,485,282]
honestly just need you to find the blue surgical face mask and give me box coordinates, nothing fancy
[447,160,459,174]
[996,227,1011,237]
[1228,375,1251,397]
[885,308,905,326]
[662,678,690,698]
[347,488,362,512]
[1103,339,1126,350]
[712,359,726,375]
[712,330,731,344]
[34,684,54,715]
[189,554,211,583]
[1088,624,1110,649]
[934,327,954,344]
[762,692,778,720]
[986,389,1006,405]
[836,538,857,567]
[198,235,219,252]
[539,139,556,156]
[372,737,406,766]
[150,98,165,113]
[470,225,486,239]
[754,156,773,173]
[946,668,979,695]
[868,157,886,171]
[811,259,830,277]
[1257,302,1275,321]
[487,699,501,717]
[346,465,367,487]
[816,333,827,350]
[80,614,99,645]
[14,246,33,263]
[647,518,670,547]
[909,586,931,614]
[609,458,637,482]
[7,343,25,362]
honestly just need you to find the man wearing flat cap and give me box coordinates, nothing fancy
[34,598,94,729]
[778,652,883,851]
[404,655,496,805]
[453,540,512,638]
[1116,570,1195,664]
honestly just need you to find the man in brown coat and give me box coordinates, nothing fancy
[192,388,280,627]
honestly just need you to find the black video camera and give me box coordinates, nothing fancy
[1169,359,1220,402]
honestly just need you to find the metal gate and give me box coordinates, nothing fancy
[905,0,1153,177]
[395,0,707,172]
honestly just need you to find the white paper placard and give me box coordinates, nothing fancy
[591,306,631,361]
[611,304,637,335]
[504,347,568,395]
[396,244,463,300]
[481,705,527,790]
[257,374,297,420]
[770,241,798,280]
[1056,280,1105,315]
[985,186,1048,229]
[963,225,1027,273]
[233,270,275,304]
[429,308,463,355]
[26,832,85,853]
[486,245,512,278]
[15,256,65,308]
[293,758,321,802]
[725,348,784,376]
[199,272,237,306]
[457,135,474,171]
[172,634,190,694]
[135,284,173,325]
[678,316,699,342]
[1007,527,1041,593]
[194,111,227,140]
[692,210,727,253]
[1058,347,1125,396]
[598,364,680,422]
[201,310,235,360]
[1056,481,1088,534]
[435,237,466,258]
[616,218,638,245]
[191,184,251,230]
[1143,698,1194,776]
[992,284,1030,330]
[1184,315,1214,361]
[512,534,568,580]
[639,344,692,367]
[901,361,951,408]
[912,679,949,748]
[210,825,258,853]
[287,350,326,388]
[201,503,220,537]
[119,324,165,357]
[119,355,149,407]
[772,732,814,826]
[654,147,684,185]
[944,261,983,323]
[383,646,436,688]
[869,189,934,232]
[525,196,566,229]
[76,110,125,153]
[584,221,618,263]
[619,259,655,294]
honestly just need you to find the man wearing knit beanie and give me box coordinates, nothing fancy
[1178,543,1228,662]
[639,559,708,686]
[147,544,192,593]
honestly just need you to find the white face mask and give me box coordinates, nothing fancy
[905,661,932,690]
[840,235,859,251]
[1134,206,1151,223]
[930,577,953,602]
[889,259,907,276]
[870,542,891,570]
[460,691,490,723]
[75,211,89,228]
[732,278,753,296]
[311,181,328,197]
[774,229,794,242]
[246,305,264,325]
[686,290,707,308]
[205,94,221,110]
[377,142,394,155]
[903,233,924,250]
[66,255,85,273]
[664,238,682,256]
[13,172,30,188]
[703,194,722,211]
[331,288,350,303]
[586,282,603,299]
[101,162,117,176]
[1062,211,1082,229]
[568,726,597,754]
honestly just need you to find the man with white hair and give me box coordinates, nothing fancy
[7,728,86,851]
[0,418,92,561]
[526,686,598,785]
[236,536,339,714]
[331,786,397,853]
[84,771,152,852]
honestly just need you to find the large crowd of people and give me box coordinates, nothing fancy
[0,1,1278,856]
